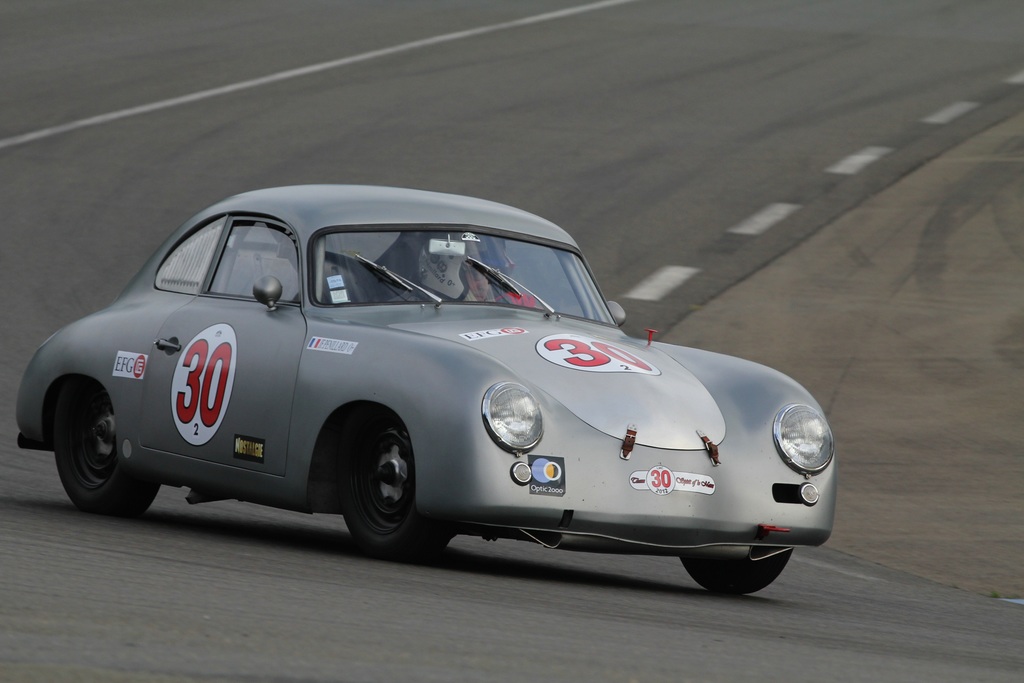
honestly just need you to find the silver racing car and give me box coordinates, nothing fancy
[16,185,836,594]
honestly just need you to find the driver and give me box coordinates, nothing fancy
[417,233,494,301]
[417,232,537,307]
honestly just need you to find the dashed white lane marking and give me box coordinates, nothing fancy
[921,101,979,124]
[1006,68,1024,85]
[0,0,641,152]
[1001,598,1024,605]
[791,555,884,582]
[728,202,801,236]
[826,146,893,175]
[622,266,700,301]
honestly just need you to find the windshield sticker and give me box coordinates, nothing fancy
[528,455,565,496]
[629,467,715,496]
[326,274,345,289]
[459,327,528,341]
[112,351,148,380]
[460,232,481,242]
[171,323,237,446]
[329,289,350,304]
[536,334,661,375]
[307,337,358,355]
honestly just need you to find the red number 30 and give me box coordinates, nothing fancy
[170,323,237,446]
[175,339,233,427]
[543,339,610,367]
[538,335,656,374]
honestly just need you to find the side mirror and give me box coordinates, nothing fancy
[607,301,626,327]
[254,275,283,311]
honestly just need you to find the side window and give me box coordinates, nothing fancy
[209,222,300,302]
[155,217,226,294]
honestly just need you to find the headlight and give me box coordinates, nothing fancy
[773,404,834,474]
[482,382,543,453]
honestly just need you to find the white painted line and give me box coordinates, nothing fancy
[0,0,642,152]
[622,266,699,301]
[1006,69,1024,85]
[728,202,801,236]
[826,146,892,175]
[921,101,979,124]
[791,555,883,582]
[1001,598,1024,605]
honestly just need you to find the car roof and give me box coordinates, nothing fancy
[189,185,578,248]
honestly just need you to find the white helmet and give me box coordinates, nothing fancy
[419,247,466,298]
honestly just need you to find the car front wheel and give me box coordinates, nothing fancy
[681,549,792,594]
[53,378,159,516]
[338,406,452,562]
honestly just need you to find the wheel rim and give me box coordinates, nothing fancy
[69,389,118,489]
[354,426,414,534]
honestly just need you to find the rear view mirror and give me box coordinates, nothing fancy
[607,301,626,326]
[254,275,283,310]
[429,237,466,257]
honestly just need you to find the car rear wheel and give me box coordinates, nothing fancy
[338,406,452,562]
[53,378,159,517]
[681,549,792,594]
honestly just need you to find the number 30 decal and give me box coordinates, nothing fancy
[536,334,660,375]
[170,323,237,445]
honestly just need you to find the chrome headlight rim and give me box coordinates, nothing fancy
[482,382,543,453]
[773,403,834,474]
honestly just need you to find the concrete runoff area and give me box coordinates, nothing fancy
[666,110,1024,598]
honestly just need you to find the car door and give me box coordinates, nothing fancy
[139,219,306,477]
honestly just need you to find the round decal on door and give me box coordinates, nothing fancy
[535,334,660,375]
[170,323,237,446]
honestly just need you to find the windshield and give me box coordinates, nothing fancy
[311,228,613,324]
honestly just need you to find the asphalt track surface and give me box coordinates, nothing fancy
[2,1,1023,681]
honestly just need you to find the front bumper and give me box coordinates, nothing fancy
[417,421,835,555]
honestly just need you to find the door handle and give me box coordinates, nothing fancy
[154,337,182,353]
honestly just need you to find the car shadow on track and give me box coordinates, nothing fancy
[11,496,777,601]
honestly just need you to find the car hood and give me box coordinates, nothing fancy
[390,317,726,450]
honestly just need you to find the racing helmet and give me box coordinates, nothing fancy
[418,245,466,298]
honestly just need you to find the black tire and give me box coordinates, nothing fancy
[337,406,452,562]
[681,549,792,594]
[53,378,159,517]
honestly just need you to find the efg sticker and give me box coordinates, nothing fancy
[307,337,358,354]
[536,334,660,375]
[528,455,565,497]
[459,327,528,341]
[170,324,237,446]
[233,434,265,463]
[113,351,148,379]
[327,274,346,289]
[629,467,715,496]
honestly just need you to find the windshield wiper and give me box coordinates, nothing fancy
[352,254,443,306]
[465,256,556,316]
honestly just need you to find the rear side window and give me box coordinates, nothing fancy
[155,217,226,294]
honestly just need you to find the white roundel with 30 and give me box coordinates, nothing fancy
[170,323,237,446]
[535,334,660,375]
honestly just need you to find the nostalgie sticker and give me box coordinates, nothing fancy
[629,467,715,496]
[459,327,528,341]
[535,334,660,375]
[307,337,358,354]
[233,434,265,463]
[112,351,148,380]
[528,455,565,497]
[170,323,237,447]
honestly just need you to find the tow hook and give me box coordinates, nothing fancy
[756,524,791,540]
[697,430,720,466]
